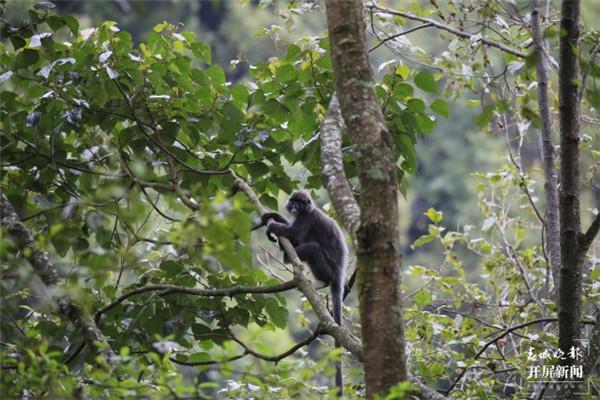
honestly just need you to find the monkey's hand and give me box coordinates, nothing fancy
[265,224,278,243]
[261,212,287,226]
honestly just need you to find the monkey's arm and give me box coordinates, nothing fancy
[261,213,290,242]
[249,213,289,242]
[261,212,288,225]
[266,219,304,240]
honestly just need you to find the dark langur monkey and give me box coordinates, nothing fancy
[260,190,347,396]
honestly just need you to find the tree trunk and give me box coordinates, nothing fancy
[557,0,582,362]
[325,0,409,397]
[529,0,561,294]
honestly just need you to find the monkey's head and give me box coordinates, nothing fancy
[286,191,314,215]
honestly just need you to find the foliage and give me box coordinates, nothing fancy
[2,1,598,399]
[0,4,439,398]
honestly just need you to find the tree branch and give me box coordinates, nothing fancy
[579,212,600,256]
[319,94,361,298]
[369,23,433,53]
[94,281,298,324]
[444,318,558,395]
[529,0,561,294]
[369,4,527,59]
[226,324,323,363]
[0,191,114,359]
[319,94,360,241]
[170,353,248,367]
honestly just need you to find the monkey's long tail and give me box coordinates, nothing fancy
[332,284,343,397]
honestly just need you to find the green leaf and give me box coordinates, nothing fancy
[153,21,169,33]
[407,98,425,112]
[275,65,298,83]
[394,83,413,98]
[397,135,416,173]
[206,65,225,87]
[63,16,79,36]
[14,49,39,69]
[424,208,443,224]
[412,234,434,249]
[430,99,448,117]
[46,16,65,32]
[191,42,211,64]
[395,65,410,80]
[414,72,439,94]
[414,290,431,308]
[160,260,183,277]
[264,298,288,329]
[10,36,27,51]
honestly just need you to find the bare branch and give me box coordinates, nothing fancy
[227,324,322,363]
[369,23,433,53]
[369,4,527,59]
[444,318,558,395]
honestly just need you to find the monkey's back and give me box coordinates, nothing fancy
[306,209,347,276]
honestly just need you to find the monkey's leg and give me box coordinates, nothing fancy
[294,242,335,284]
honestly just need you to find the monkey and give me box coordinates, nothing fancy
[260,190,347,396]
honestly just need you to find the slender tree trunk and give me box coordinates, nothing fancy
[557,0,582,362]
[529,0,561,294]
[325,0,408,397]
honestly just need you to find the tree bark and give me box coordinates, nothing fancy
[557,0,582,358]
[529,0,561,294]
[320,94,360,241]
[325,0,409,397]
[556,1,586,398]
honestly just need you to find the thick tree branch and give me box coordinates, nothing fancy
[0,191,114,359]
[319,94,361,298]
[369,4,527,59]
[530,0,561,293]
[320,94,360,240]
[94,281,297,324]
[232,178,363,360]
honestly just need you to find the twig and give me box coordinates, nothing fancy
[444,318,557,395]
[369,23,433,53]
[226,324,322,363]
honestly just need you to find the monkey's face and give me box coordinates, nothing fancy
[286,191,313,215]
